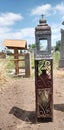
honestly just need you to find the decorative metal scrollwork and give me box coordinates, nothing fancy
[38,60,51,78]
[35,59,53,119]
[37,88,51,117]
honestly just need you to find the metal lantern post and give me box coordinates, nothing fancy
[35,16,53,122]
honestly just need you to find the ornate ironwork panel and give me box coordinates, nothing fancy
[35,59,53,121]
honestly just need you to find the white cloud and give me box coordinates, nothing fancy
[62,16,64,20]
[61,16,64,21]
[30,2,64,46]
[0,12,23,26]
[31,4,52,16]
[6,28,34,39]
[31,2,64,17]
[0,12,34,49]
[0,12,25,50]
[0,27,35,48]
[0,27,10,34]
[55,2,64,15]
[1,1,64,50]
[51,23,61,46]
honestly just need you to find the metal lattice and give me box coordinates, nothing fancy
[35,59,53,120]
[37,88,51,117]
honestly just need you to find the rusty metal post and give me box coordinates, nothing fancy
[35,58,53,122]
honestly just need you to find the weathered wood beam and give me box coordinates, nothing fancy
[14,48,19,75]
[9,59,25,61]
[7,53,25,56]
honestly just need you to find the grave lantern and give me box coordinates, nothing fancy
[59,28,64,67]
[35,16,53,122]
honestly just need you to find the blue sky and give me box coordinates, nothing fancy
[0,0,64,50]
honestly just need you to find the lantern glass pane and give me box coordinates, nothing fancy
[40,40,47,51]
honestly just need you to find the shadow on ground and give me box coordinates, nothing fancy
[54,104,64,112]
[9,106,36,124]
[9,106,53,123]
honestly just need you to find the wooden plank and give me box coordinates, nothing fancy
[7,53,25,56]
[3,39,27,49]
[19,67,25,69]
[9,59,25,61]
[14,48,19,75]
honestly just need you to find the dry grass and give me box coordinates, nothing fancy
[53,68,64,78]
[0,59,8,85]
[0,51,64,85]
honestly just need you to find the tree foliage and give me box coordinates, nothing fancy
[55,40,61,51]
[28,43,36,49]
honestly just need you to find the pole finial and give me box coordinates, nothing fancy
[41,14,44,18]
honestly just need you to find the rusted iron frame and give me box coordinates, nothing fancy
[35,58,53,121]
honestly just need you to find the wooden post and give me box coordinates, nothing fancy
[25,53,31,77]
[14,48,19,75]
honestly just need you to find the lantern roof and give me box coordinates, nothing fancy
[35,17,51,33]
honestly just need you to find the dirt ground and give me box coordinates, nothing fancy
[0,69,64,130]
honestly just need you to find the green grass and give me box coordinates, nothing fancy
[6,55,25,69]
[52,51,60,69]
[6,51,60,70]
[31,51,60,69]
[0,51,60,76]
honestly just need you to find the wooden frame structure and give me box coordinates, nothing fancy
[3,39,31,76]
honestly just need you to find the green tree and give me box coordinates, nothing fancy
[55,40,61,51]
[31,44,36,49]
[28,43,36,50]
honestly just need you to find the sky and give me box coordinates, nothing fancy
[0,0,64,50]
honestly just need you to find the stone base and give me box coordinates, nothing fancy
[59,59,64,68]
